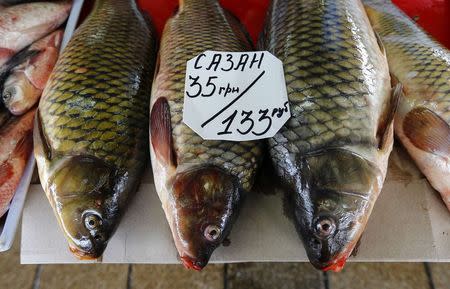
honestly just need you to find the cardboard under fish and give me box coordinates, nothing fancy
[12,0,450,264]
[20,146,450,264]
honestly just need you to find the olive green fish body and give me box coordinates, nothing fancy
[150,0,263,270]
[35,0,156,259]
[364,0,450,211]
[261,0,393,271]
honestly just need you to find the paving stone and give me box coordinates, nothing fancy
[39,264,128,289]
[429,263,450,289]
[329,263,430,289]
[0,233,37,289]
[227,262,324,289]
[130,264,223,289]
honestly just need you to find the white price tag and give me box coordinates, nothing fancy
[183,51,290,141]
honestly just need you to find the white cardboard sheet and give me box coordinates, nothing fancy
[20,147,450,264]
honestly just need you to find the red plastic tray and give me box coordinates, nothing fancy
[80,1,449,48]
[137,0,450,48]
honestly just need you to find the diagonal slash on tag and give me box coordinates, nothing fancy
[200,70,266,128]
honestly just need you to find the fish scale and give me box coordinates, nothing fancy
[153,0,262,191]
[364,0,450,211]
[35,0,156,259]
[40,0,152,168]
[364,0,450,122]
[260,0,393,271]
[263,0,388,169]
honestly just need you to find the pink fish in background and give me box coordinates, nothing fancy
[0,108,34,217]
[2,29,63,115]
[0,0,71,67]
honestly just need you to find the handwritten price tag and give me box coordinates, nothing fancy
[183,51,290,141]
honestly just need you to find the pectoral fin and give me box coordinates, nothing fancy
[374,31,386,56]
[377,83,402,149]
[33,111,52,160]
[150,97,176,167]
[0,161,13,186]
[403,107,450,157]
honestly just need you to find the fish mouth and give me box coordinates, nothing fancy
[68,245,104,260]
[319,255,348,272]
[310,244,355,272]
[180,255,208,271]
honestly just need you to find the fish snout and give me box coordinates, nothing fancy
[67,210,110,260]
[170,165,241,269]
[180,255,208,271]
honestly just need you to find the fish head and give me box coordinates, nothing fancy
[170,165,240,270]
[294,149,382,272]
[2,72,39,116]
[48,156,120,260]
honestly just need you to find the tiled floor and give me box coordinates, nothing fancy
[1,236,448,289]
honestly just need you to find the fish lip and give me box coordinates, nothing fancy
[68,245,104,260]
[309,246,353,272]
[318,255,348,272]
[180,255,207,271]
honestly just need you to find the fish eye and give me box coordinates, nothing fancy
[204,225,221,242]
[3,89,13,101]
[315,217,336,238]
[84,213,102,230]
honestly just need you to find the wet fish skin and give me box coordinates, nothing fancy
[364,0,450,211]
[0,0,71,66]
[261,0,393,271]
[150,0,263,270]
[0,0,58,5]
[34,0,156,259]
[3,30,63,115]
[0,109,34,217]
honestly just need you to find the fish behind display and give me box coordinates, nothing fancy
[0,109,35,217]
[150,0,263,270]
[364,0,450,212]
[3,30,63,115]
[0,0,71,67]
[260,0,395,271]
[34,0,156,259]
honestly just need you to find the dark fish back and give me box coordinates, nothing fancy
[40,0,156,171]
[262,0,387,157]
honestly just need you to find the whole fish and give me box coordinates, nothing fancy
[364,0,450,211]
[260,0,396,271]
[0,0,71,67]
[3,30,63,115]
[150,0,263,270]
[0,109,34,217]
[34,0,156,259]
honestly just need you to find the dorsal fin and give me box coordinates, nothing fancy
[374,30,386,56]
[403,107,450,157]
[12,132,33,160]
[378,83,402,149]
[150,97,176,167]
